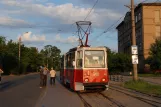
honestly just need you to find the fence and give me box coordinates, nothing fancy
[109,74,124,82]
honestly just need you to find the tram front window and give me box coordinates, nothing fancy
[84,50,105,68]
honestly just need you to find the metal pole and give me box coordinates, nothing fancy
[19,36,21,73]
[131,0,138,81]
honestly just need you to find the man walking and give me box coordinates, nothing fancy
[39,66,44,88]
[43,66,48,86]
[0,68,4,83]
[50,68,56,85]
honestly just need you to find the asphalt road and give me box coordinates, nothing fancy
[0,74,45,107]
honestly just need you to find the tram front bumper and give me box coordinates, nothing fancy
[75,82,109,91]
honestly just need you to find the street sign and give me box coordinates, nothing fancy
[132,55,138,64]
[131,45,138,55]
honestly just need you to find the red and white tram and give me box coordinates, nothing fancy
[60,46,109,91]
[60,21,109,91]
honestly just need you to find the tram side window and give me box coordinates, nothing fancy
[65,55,68,68]
[68,54,72,68]
[76,51,83,68]
[71,52,75,68]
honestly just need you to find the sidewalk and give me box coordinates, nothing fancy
[35,77,83,107]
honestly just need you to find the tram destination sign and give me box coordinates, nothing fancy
[131,45,138,55]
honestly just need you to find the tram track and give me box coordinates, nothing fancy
[77,93,92,107]
[77,84,161,107]
[77,91,125,107]
[110,86,161,107]
[97,92,125,107]
[110,84,161,99]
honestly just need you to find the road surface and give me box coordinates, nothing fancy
[1,73,161,107]
[0,73,45,107]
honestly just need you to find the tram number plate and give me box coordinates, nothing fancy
[93,71,99,76]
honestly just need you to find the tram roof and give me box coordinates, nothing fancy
[66,46,107,54]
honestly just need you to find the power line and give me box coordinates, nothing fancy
[91,0,160,43]
[90,15,124,42]
[84,0,98,21]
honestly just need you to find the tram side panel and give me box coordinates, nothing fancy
[74,69,83,91]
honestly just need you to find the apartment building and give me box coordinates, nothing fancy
[116,3,161,71]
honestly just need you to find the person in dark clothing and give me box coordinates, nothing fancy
[0,68,4,83]
[39,66,44,88]
[43,66,48,86]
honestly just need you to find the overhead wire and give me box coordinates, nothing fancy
[84,0,98,21]
[90,0,159,45]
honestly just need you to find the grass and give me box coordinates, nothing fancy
[124,79,161,96]
[138,73,161,77]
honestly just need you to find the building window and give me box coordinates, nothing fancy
[138,13,141,20]
[136,32,138,40]
[135,15,138,23]
[155,26,161,37]
[139,43,142,50]
[155,10,160,23]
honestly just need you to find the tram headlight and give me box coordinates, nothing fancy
[84,78,89,82]
[102,78,106,82]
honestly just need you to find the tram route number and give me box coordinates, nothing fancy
[93,71,99,76]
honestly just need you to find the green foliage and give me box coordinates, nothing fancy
[0,36,61,75]
[146,38,161,72]
[107,50,132,74]
[40,45,61,70]
[124,79,161,96]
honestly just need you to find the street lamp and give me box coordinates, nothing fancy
[18,32,29,73]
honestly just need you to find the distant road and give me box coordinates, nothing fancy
[0,74,45,107]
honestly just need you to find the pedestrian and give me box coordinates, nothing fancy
[50,68,56,85]
[43,66,48,86]
[0,68,4,83]
[39,66,44,88]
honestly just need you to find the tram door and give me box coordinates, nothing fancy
[69,52,75,89]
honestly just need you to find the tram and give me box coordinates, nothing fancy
[60,21,109,91]
[60,46,109,91]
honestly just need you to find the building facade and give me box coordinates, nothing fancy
[116,3,161,71]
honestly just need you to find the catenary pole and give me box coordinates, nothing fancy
[131,0,138,81]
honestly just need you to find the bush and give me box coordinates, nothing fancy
[108,52,132,74]
[145,38,161,73]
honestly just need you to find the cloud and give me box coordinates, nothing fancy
[19,32,46,45]
[55,34,78,44]
[0,16,32,28]
[76,0,157,12]
[0,0,122,29]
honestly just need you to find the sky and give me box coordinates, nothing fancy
[0,0,158,53]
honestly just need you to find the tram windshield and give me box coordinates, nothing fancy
[84,50,105,68]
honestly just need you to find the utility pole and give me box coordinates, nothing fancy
[18,36,21,72]
[125,0,138,81]
[131,0,138,81]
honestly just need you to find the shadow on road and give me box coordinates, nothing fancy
[0,74,38,92]
[55,76,75,93]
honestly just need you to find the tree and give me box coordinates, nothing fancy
[107,49,132,74]
[146,38,161,72]
[0,35,61,75]
[41,45,61,70]
[0,36,6,72]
